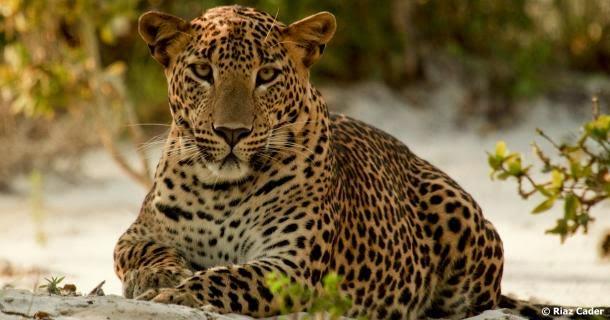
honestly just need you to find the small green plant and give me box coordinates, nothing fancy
[488,98,609,242]
[39,276,65,295]
[265,272,354,319]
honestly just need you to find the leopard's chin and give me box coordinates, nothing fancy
[205,154,251,183]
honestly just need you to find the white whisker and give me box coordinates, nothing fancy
[264,8,280,43]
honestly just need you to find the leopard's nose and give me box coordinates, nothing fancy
[212,125,252,147]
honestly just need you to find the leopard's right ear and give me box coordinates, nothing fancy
[283,12,336,69]
[138,11,191,67]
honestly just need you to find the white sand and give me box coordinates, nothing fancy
[0,82,607,318]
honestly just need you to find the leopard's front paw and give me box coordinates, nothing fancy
[123,266,193,298]
[136,288,201,308]
[199,304,222,313]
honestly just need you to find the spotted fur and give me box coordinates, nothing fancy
[114,5,557,319]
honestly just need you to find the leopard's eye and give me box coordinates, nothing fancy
[189,63,213,84]
[256,67,280,87]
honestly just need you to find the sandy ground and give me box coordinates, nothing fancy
[0,289,239,320]
[0,82,608,316]
[0,289,525,320]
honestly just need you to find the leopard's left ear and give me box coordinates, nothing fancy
[139,11,192,67]
[283,12,336,68]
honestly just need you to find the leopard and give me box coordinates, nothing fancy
[113,5,584,319]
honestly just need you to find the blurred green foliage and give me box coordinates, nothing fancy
[488,99,609,242]
[265,272,354,319]
[1,0,610,121]
[0,0,140,115]
[416,0,610,100]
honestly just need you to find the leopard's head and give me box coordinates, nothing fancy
[139,5,335,182]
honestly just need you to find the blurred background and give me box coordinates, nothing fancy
[0,0,609,308]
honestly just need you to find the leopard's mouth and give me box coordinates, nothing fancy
[205,152,251,182]
[219,153,240,170]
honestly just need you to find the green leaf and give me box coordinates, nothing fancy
[550,169,564,190]
[487,153,503,171]
[100,24,116,45]
[506,155,523,175]
[570,161,583,178]
[535,185,553,197]
[545,219,568,240]
[585,115,610,139]
[563,194,579,221]
[532,197,556,214]
[577,213,593,227]
[495,141,508,158]
[497,172,511,180]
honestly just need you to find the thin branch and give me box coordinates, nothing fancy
[107,76,152,182]
[592,96,600,120]
[79,5,152,188]
[97,126,151,187]
[536,128,563,152]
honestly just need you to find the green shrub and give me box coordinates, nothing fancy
[488,98,609,242]
[265,272,354,319]
[415,0,610,98]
